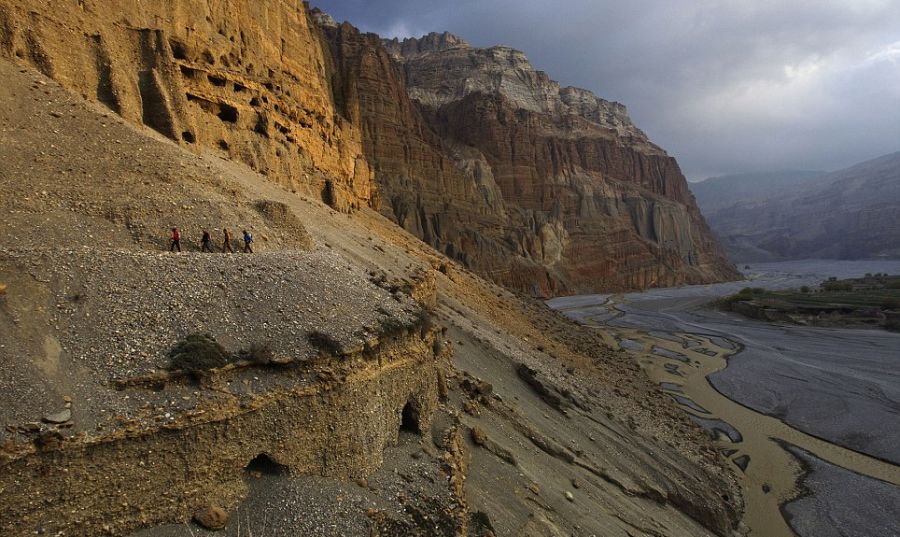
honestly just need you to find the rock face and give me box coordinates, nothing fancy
[371,30,736,293]
[0,0,374,210]
[0,1,735,295]
[696,153,900,261]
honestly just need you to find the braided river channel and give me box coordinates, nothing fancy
[549,260,900,537]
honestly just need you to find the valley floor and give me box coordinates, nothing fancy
[550,259,900,536]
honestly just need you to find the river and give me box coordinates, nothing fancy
[548,259,900,537]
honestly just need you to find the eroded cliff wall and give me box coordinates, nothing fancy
[391,33,738,292]
[0,1,736,295]
[0,0,374,209]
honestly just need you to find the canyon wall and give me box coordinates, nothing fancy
[371,28,737,293]
[0,0,374,210]
[0,0,736,295]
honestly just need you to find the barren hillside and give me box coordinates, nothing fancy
[0,57,743,536]
[695,154,900,262]
[0,2,743,536]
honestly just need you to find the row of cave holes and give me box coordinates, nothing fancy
[178,64,277,108]
[170,29,250,70]
[180,104,293,146]
[178,64,301,144]
[241,401,422,477]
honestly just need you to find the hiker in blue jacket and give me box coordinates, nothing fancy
[242,230,254,253]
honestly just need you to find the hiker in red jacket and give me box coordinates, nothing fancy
[170,227,182,252]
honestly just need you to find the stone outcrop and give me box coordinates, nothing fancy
[0,0,374,210]
[0,248,443,537]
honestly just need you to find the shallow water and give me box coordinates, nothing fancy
[549,259,900,537]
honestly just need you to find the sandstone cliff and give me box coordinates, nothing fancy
[374,31,738,293]
[0,1,735,295]
[0,0,374,210]
[0,58,742,536]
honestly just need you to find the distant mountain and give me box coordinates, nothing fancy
[692,170,824,215]
[693,153,900,262]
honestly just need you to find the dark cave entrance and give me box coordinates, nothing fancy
[245,453,289,476]
[216,103,239,123]
[400,400,421,434]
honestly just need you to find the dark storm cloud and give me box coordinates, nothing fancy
[312,1,900,179]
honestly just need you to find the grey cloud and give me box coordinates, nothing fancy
[312,1,900,179]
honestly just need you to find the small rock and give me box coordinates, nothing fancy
[470,426,487,446]
[194,505,228,530]
[571,478,581,489]
[475,380,493,396]
[42,408,71,424]
[0,283,6,294]
[356,478,368,488]
[527,483,540,495]
[565,491,574,502]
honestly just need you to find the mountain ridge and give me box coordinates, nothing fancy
[699,152,900,261]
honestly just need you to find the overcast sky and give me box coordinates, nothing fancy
[312,1,900,181]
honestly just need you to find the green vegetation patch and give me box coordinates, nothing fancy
[721,274,900,331]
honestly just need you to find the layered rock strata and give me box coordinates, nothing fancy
[0,1,736,295]
[0,56,743,536]
[0,0,374,210]
[0,249,443,536]
[339,27,737,293]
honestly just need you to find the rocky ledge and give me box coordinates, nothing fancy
[0,247,445,536]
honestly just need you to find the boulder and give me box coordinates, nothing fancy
[194,506,228,531]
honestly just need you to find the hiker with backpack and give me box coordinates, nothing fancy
[242,230,254,253]
[222,228,234,253]
[170,227,182,252]
[200,230,213,252]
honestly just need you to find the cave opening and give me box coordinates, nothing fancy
[245,453,288,476]
[169,39,188,61]
[208,74,227,87]
[400,400,421,434]
[217,104,238,123]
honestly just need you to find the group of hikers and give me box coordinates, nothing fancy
[169,227,253,253]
